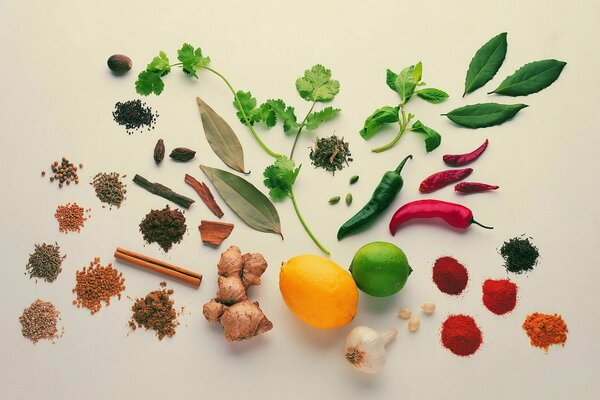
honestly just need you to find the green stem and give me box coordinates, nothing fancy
[201,66,282,159]
[289,189,330,256]
[370,107,414,153]
[290,101,316,160]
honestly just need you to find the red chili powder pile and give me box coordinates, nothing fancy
[432,256,468,295]
[482,279,518,315]
[441,314,483,356]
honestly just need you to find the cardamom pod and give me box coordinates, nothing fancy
[349,175,359,185]
[169,147,196,162]
[154,139,165,164]
[328,196,340,205]
[345,193,353,206]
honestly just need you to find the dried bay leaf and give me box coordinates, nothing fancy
[489,59,567,97]
[464,32,508,96]
[200,165,282,237]
[444,103,528,129]
[197,97,247,173]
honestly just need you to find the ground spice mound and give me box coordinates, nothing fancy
[55,203,90,233]
[522,312,568,352]
[500,236,539,274]
[112,99,158,134]
[432,256,468,295]
[72,257,126,314]
[19,300,63,344]
[129,283,179,340]
[139,205,186,252]
[482,279,518,315]
[26,242,65,283]
[91,172,127,208]
[441,314,483,357]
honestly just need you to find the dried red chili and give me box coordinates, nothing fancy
[419,168,473,193]
[432,256,468,295]
[482,279,517,315]
[389,199,492,234]
[455,182,499,194]
[443,139,489,167]
[441,314,483,356]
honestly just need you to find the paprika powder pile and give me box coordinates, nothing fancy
[432,256,468,295]
[441,314,483,356]
[482,279,517,315]
[522,312,568,352]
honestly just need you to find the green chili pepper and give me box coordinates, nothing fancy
[337,155,412,240]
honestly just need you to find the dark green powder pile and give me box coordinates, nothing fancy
[500,236,540,274]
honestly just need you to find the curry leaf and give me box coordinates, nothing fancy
[411,120,442,152]
[359,106,400,139]
[200,165,282,237]
[464,32,508,96]
[416,88,449,104]
[444,102,528,129]
[490,59,567,96]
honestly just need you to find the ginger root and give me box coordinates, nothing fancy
[203,246,272,341]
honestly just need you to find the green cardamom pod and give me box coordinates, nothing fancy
[169,147,196,162]
[349,175,359,184]
[328,196,340,205]
[345,193,353,206]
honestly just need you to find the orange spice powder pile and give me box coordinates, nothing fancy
[522,312,568,352]
[72,257,126,314]
[55,203,90,233]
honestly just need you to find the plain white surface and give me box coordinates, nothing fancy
[1,1,599,399]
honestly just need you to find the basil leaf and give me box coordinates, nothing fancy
[413,62,423,82]
[197,97,247,173]
[464,32,508,96]
[386,69,398,92]
[490,59,567,96]
[444,103,528,129]
[394,65,417,104]
[411,120,442,152]
[359,106,400,139]
[200,165,283,237]
[416,88,449,104]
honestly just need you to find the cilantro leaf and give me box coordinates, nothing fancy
[135,70,165,95]
[233,90,259,125]
[177,43,210,78]
[359,106,400,139]
[411,120,442,152]
[416,88,449,104]
[257,103,277,127]
[304,107,341,130]
[263,156,300,201]
[295,65,340,102]
[266,99,300,132]
[147,51,171,76]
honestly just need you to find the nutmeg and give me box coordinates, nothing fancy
[107,54,132,73]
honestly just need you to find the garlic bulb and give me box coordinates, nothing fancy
[344,326,397,374]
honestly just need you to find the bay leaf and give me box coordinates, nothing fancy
[196,97,247,173]
[464,32,508,96]
[444,103,528,129]
[200,165,282,237]
[490,59,567,96]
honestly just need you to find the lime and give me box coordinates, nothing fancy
[350,241,412,297]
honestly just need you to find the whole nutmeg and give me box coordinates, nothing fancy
[107,54,132,73]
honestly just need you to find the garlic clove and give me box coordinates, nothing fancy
[398,308,412,319]
[421,301,435,315]
[408,318,420,332]
[345,326,397,374]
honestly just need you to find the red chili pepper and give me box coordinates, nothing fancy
[455,182,499,194]
[443,139,489,167]
[389,199,493,234]
[419,168,472,193]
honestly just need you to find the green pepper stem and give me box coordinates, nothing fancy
[290,189,330,256]
[471,219,493,229]
[394,154,413,174]
[290,101,316,160]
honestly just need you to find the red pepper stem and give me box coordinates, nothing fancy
[471,219,493,229]
[394,155,413,174]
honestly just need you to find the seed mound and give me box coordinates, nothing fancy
[500,236,540,274]
[309,135,353,174]
[91,172,127,209]
[26,242,65,283]
[55,203,90,233]
[72,257,126,314]
[19,300,63,344]
[43,156,81,189]
[129,283,179,340]
[139,205,186,252]
[112,99,158,134]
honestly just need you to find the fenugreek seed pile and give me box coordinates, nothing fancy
[72,257,126,314]
[90,172,127,209]
[129,282,179,340]
[55,203,90,233]
[19,300,63,344]
[26,242,65,283]
[42,157,82,189]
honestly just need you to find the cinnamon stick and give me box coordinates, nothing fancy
[133,174,195,209]
[184,174,224,218]
[199,220,234,246]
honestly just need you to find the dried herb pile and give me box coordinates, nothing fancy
[19,300,63,344]
[129,282,179,340]
[309,135,352,173]
[139,205,187,252]
[55,203,90,233]
[500,236,540,274]
[91,172,127,208]
[26,242,65,283]
[72,257,126,314]
[112,99,158,134]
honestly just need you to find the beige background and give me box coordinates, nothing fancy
[1,1,599,399]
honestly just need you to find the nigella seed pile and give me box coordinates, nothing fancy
[19,300,63,344]
[26,242,66,283]
[91,172,127,209]
[309,135,353,174]
[112,99,158,134]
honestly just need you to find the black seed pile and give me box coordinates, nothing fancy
[91,172,127,209]
[26,242,66,283]
[112,99,158,134]
[500,236,540,274]
[309,135,353,174]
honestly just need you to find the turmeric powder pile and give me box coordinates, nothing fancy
[522,312,568,352]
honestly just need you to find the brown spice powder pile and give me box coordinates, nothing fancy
[72,257,126,314]
[19,300,63,344]
[139,205,186,252]
[55,203,91,233]
[129,282,179,340]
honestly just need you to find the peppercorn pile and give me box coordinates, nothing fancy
[72,257,126,314]
[129,282,179,340]
[55,203,90,233]
[91,172,127,209]
[26,242,65,283]
[139,205,187,252]
[42,157,82,188]
[309,135,353,173]
[19,300,63,344]
[112,99,158,134]
[500,236,540,274]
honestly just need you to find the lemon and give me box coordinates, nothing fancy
[280,255,358,328]
[350,242,412,297]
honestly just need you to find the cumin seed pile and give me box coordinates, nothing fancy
[26,242,65,283]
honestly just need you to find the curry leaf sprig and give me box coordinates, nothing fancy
[360,62,448,153]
